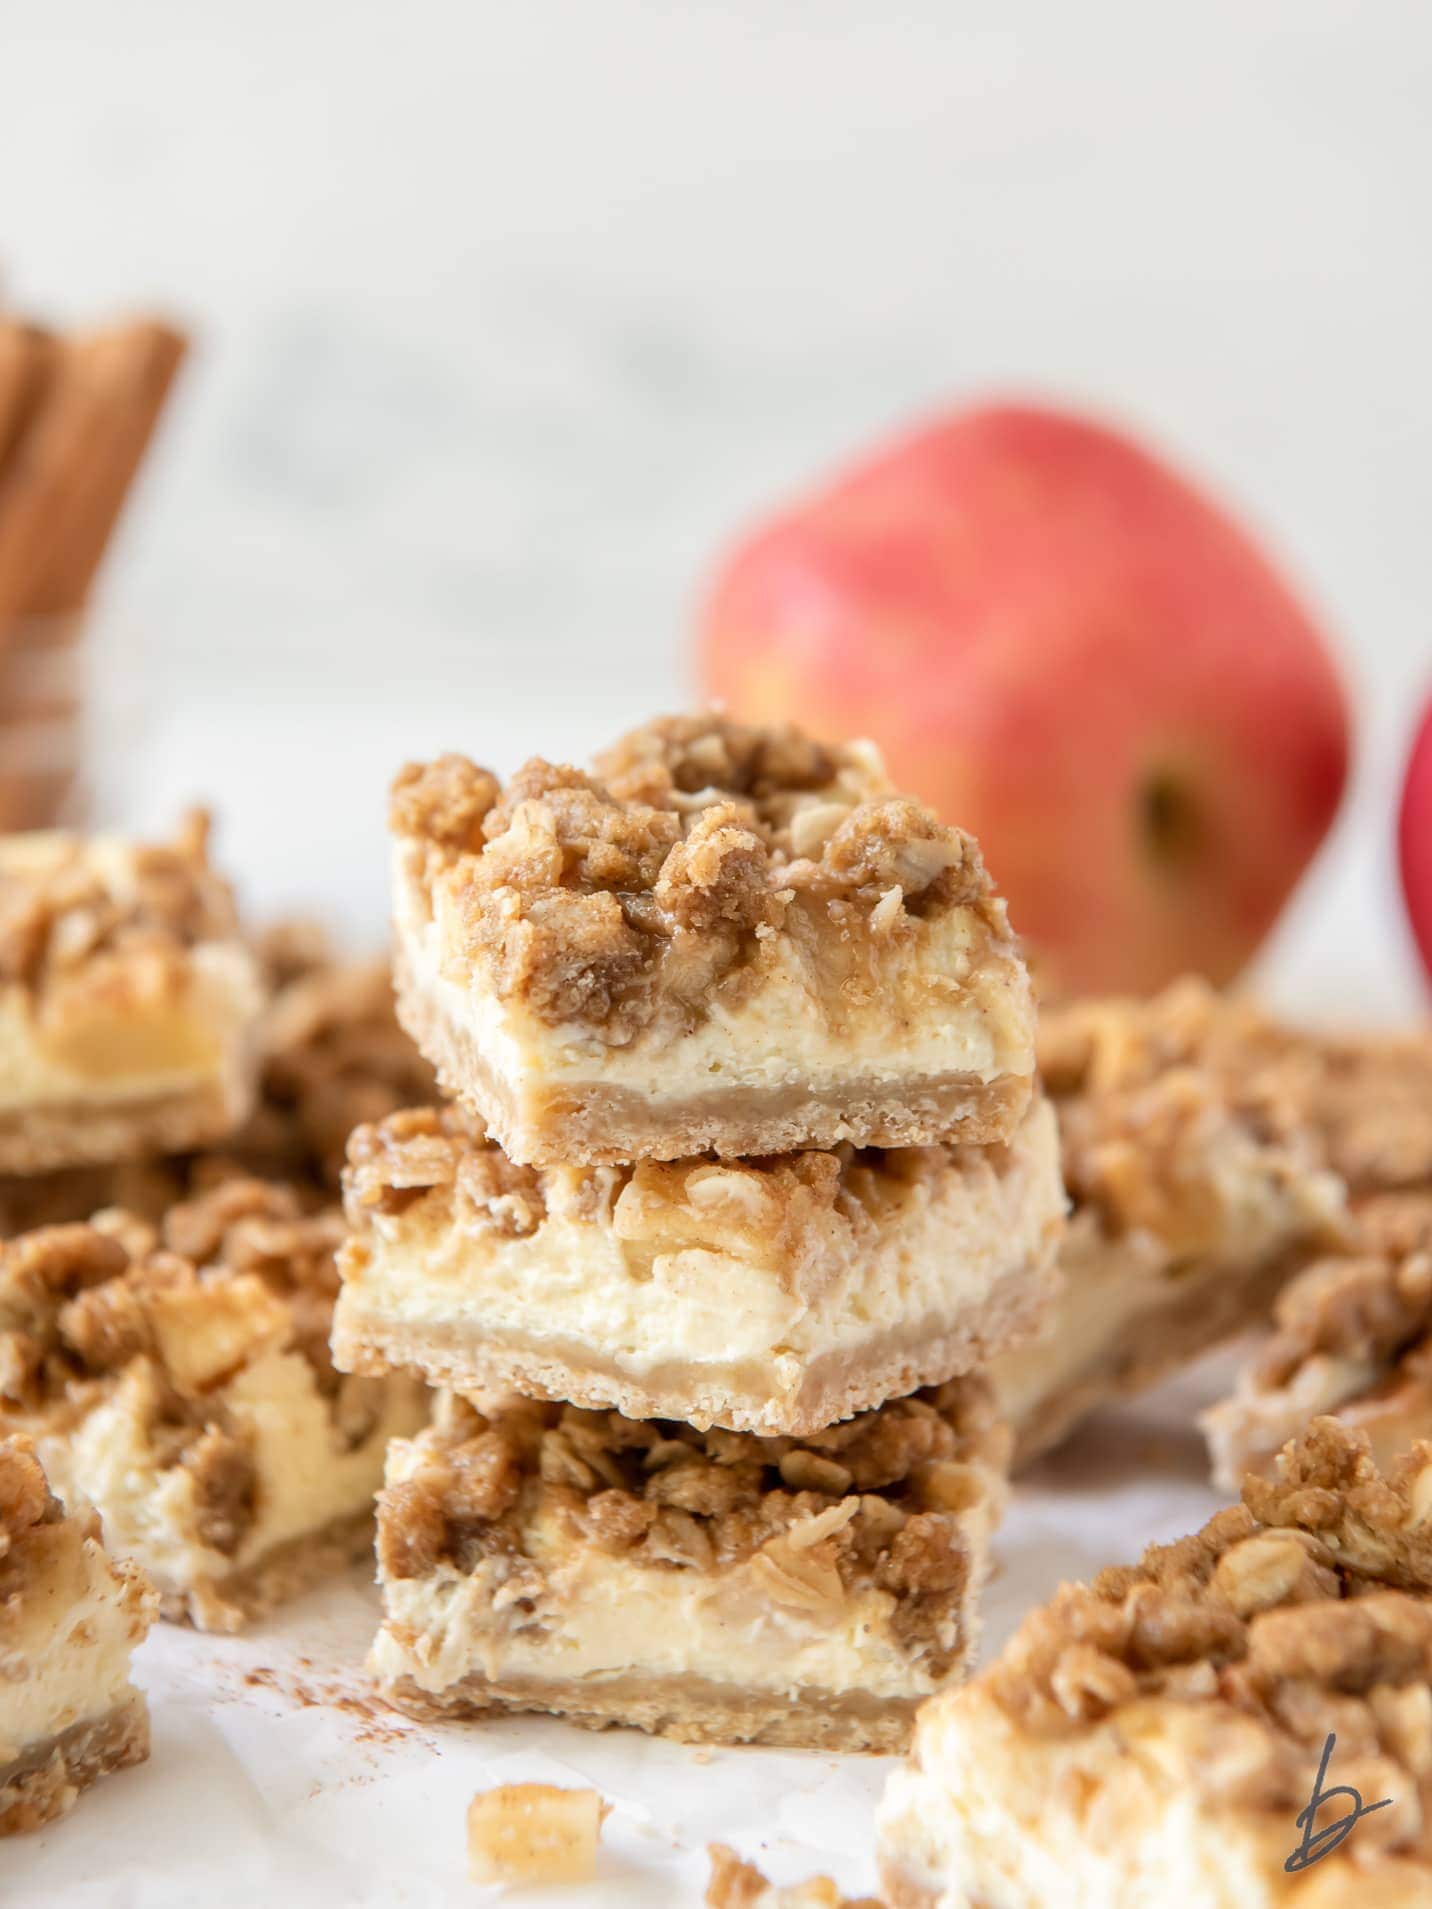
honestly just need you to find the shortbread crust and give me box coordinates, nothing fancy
[1,1437,155,1835]
[0,1179,426,1630]
[993,982,1352,1464]
[878,1419,1432,1908]
[390,715,1036,1165]
[0,816,263,1173]
[372,1381,1008,1752]
[335,1096,1063,1435]
[1205,1193,1432,1489]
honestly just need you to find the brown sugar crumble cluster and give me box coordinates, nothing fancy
[380,1384,1007,1675]
[706,1845,880,1909]
[1044,980,1432,1226]
[345,1098,991,1257]
[0,1433,61,1569]
[987,1419,1432,1852]
[0,811,239,1002]
[390,713,1005,1040]
[1241,1194,1432,1405]
[236,923,437,1188]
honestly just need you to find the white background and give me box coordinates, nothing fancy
[1,0,1429,1009]
[0,7,1429,1902]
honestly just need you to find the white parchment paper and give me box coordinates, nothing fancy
[7,1355,1235,1908]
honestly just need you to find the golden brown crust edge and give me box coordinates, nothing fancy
[0,1692,150,1837]
[394,949,1032,1165]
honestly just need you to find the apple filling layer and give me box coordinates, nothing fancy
[389,713,1035,1165]
[877,1420,1432,1909]
[0,817,264,1173]
[372,1382,1008,1753]
[335,1095,1063,1436]
[1,1437,156,1836]
[992,982,1355,1465]
[0,1179,427,1631]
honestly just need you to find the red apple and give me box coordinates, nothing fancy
[1400,697,1432,984]
[698,402,1351,994]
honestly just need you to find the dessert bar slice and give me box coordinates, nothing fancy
[878,1419,1432,1908]
[372,1379,1009,1752]
[0,1178,426,1630]
[0,815,264,1173]
[1,1436,155,1835]
[1205,1192,1432,1488]
[335,1095,1063,1437]
[992,981,1352,1465]
[389,714,1036,1165]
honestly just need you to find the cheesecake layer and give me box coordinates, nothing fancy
[373,1382,1008,1751]
[336,1096,1063,1434]
[878,1419,1432,1908]
[389,714,1035,1164]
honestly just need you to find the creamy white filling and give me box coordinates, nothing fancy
[0,942,262,1115]
[0,1532,142,1761]
[877,1699,1295,1909]
[37,1352,424,1598]
[343,1100,1062,1386]
[394,847,1034,1102]
[376,1548,927,1706]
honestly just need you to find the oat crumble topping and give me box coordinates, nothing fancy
[705,1845,880,1909]
[345,1099,1005,1262]
[379,1383,1006,1673]
[391,714,1010,1040]
[0,812,240,1002]
[237,926,436,1188]
[985,1420,1432,1847]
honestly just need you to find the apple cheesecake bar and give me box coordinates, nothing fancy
[0,1177,426,1630]
[1,1436,156,1835]
[1205,1192,1432,1488]
[335,1094,1063,1437]
[372,1379,1009,1751]
[992,981,1352,1465]
[389,714,1036,1166]
[878,1419,1432,1908]
[0,814,264,1173]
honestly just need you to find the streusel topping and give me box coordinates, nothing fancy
[391,714,1010,1039]
[0,1435,61,1562]
[705,1846,879,1909]
[986,1420,1432,1846]
[0,812,240,1000]
[237,927,437,1188]
[380,1382,1006,1673]
[1243,1193,1432,1394]
[345,1100,1017,1270]
[1043,983,1432,1226]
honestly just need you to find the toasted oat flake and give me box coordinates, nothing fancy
[466,1782,609,1885]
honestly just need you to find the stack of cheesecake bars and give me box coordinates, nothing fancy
[332,713,1068,1747]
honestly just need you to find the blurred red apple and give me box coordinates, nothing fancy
[698,402,1351,995]
[1400,697,1432,985]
